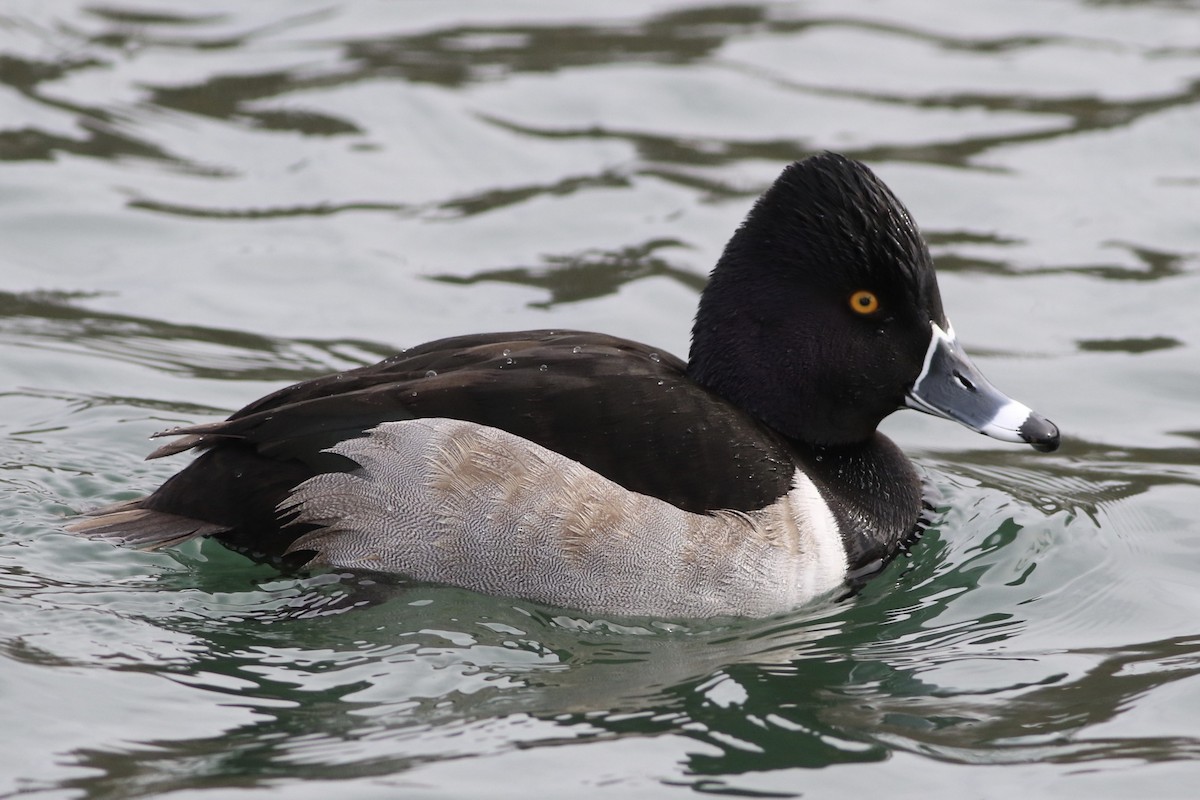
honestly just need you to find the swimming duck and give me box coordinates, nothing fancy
[69,152,1059,618]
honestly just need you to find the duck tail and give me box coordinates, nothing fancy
[66,498,229,550]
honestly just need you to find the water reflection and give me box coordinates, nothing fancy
[7,3,1197,186]
[0,289,391,384]
[431,238,703,308]
[3,0,1200,795]
[931,239,1193,280]
[338,6,768,87]
[831,634,1200,766]
[44,553,1200,797]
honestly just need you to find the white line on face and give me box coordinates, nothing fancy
[905,320,955,415]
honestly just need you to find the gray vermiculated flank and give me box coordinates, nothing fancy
[281,419,847,618]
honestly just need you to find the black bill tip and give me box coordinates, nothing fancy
[1020,412,1061,453]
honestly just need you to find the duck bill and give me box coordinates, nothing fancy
[905,322,1060,452]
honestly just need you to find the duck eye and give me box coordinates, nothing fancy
[849,290,880,315]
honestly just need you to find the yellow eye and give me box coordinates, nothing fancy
[849,290,880,315]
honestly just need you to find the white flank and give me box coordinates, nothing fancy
[781,469,848,599]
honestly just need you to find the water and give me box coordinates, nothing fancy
[2,1,1199,797]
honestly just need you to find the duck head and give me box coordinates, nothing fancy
[688,152,1059,453]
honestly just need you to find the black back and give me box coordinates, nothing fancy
[144,331,805,560]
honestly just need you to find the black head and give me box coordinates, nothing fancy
[688,152,947,446]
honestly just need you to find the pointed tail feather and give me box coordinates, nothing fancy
[66,499,228,550]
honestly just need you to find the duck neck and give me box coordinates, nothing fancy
[791,433,929,574]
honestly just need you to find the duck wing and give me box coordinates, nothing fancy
[82,331,802,561]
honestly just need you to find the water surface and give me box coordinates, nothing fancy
[2,1,1199,797]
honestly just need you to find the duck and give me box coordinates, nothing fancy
[68,152,1060,619]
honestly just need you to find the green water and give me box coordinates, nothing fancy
[3,1,1199,797]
